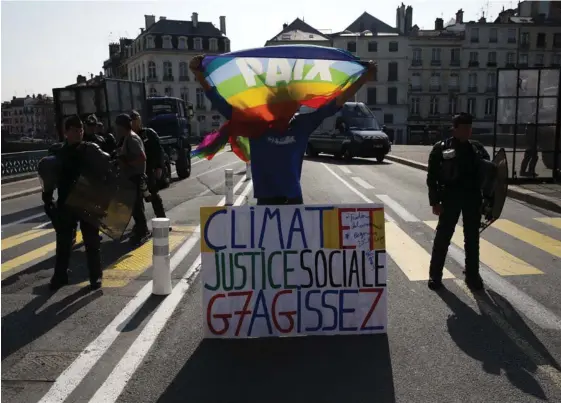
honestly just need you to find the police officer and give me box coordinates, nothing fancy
[427,113,490,291]
[130,110,169,225]
[47,115,105,290]
[96,121,118,155]
[84,115,107,150]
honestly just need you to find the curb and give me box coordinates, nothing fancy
[1,172,38,184]
[386,154,561,214]
[1,186,42,202]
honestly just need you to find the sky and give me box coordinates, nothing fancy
[1,0,516,101]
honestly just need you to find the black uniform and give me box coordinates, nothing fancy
[101,132,118,155]
[139,127,166,218]
[49,141,106,290]
[427,136,490,289]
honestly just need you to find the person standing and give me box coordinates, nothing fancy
[426,113,490,291]
[96,121,117,155]
[115,114,151,246]
[130,110,168,223]
[190,55,376,206]
[48,115,105,290]
[84,115,107,150]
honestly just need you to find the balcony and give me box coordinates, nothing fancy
[411,59,423,67]
[429,85,441,92]
[410,85,422,92]
[448,86,460,92]
[520,42,530,49]
[486,62,497,67]
[489,38,498,44]
[450,59,461,67]
[163,75,174,82]
[468,61,479,67]
[507,38,516,44]
[468,86,478,93]
[430,60,441,66]
[470,37,479,43]
[146,76,158,82]
[179,76,190,82]
[505,63,515,68]
[518,63,529,68]
[485,86,496,93]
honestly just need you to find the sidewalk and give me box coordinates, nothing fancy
[387,145,561,214]
[1,177,42,201]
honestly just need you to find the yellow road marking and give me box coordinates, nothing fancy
[492,219,561,259]
[1,232,83,273]
[425,221,543,276]
[535,217,561,231]
[1,228,55,250]
[385,221,454,281]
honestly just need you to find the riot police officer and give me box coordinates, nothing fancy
[426,113,490,291]
[84,115,107,149]
[47,115,105,290]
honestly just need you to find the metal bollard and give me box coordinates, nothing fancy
[152,218,172,295]
[225,168,234,205]
[246,162,252,180]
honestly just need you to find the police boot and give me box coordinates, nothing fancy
[427,278,444,291]
[464,270,484,291]
[49,273,69,291]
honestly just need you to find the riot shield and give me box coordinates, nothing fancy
[480,148,509,233]
[65,165,136,241]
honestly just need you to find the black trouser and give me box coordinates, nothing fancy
[257,196,303,206]
[53,206,102,283]
[130,175,149,235]
[147,171,166,218]
[429,192,481,281]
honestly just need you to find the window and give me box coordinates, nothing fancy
[553,54,561,66]
[178,37,188,50]
[389,41,398,52]
[163,61,173,79]
[535,54,544,65]
[451,48,461,64]
[194,37,203,51]
[519,53,528,65]
[163,35,172,49]
[224,39,231,52]
[536,33,546,48]
[148,61,156,79]
[485,98,494,115]
[387,87,397,105]
[429,97,439,114]
[486,72,496,89]
[368,41,377,52]
[489,28,498,43]
[468,73,477,91]
[449,73,459,89]
[164,87,173,97]
[521,32,530,45]
[487,51,497,64]
[429,73,440,89]
[448,97,457,114]
[149,87,157,97]
[554,33,561,47]
[347,41,356,53]
[469,52,479,62]
[367,88,377,105]
[411,73,421,89]
[196,88,205,109]
[179,62,189,80]
[470,28,479,42]
[142,64,146,81]
[384,114,394,124]
[388,62,398,81]
[180,87,189,103]
[507,28,516,43]
[467,98,476,116]
[431,48,441,62]
[413,48,422,61]
[506,52,515,65]
[210,38,219,52]
[410,97,420,114]
[146,36,155,49]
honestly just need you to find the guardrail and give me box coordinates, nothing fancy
[1,150,48,178]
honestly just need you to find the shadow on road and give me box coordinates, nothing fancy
[305,155,392,166]
[1,286,102,360]
[156,334,396,403]
[438,287,559,400]
[1,206,47,226]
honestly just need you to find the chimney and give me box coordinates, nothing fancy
[90,73,94,79]
[478,15,486,23]
[33,94,36,99]
[456,9,464,24]
[160,16,166,20]
[140,28,144,33]
[219,15,226,35]
[283,23,288,29]
[144,15,155,29]
[435,18,444,30]
[76,75,87,84]
[405,6,413,34]
[192,12,198,28]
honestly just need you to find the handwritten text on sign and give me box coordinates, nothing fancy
[200,204,387,338]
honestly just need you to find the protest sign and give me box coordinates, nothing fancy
[200,204,387,338]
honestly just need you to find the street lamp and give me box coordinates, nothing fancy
[341,29,372,102]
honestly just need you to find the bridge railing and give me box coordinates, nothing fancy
[1,150,48,178]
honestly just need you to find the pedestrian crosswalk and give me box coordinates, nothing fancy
[0,216,559,287]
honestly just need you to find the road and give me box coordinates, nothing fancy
[2,151,561,403]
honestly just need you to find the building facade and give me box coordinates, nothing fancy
[1,95,55,139]
[265,18,332,47]
[122,13,231,135]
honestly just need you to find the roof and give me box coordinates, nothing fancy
[342,12,397,34]
[143,18,224,37]
[268,18,328,42]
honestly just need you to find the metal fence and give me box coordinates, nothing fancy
[1,150,48,177]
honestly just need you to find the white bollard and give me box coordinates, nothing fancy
[225,168,234,205]
[246,162,252,180]
[152,218,172,295]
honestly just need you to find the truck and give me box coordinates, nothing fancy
[306,102,391,162]
[52,78,193,183]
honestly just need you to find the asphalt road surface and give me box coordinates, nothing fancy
[2,151,561,403]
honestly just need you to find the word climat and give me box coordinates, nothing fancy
[200,204,388,338]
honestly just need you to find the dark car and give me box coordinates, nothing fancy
[306,102,391,162]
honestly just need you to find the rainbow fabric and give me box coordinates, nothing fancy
[191,45,366,161]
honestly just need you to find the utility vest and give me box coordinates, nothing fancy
[438,138,486,185]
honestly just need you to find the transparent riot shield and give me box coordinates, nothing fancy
[480,148,509,233]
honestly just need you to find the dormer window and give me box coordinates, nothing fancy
[194,37,203,51]
[146,35,155,49]
[163,35,172,49]
[209,38,218,52]
[178,36,188,50]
